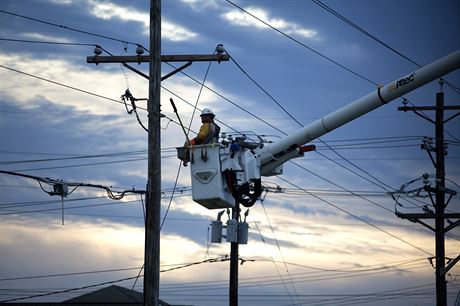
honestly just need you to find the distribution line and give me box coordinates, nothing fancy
[161,49,215,231]
[1,62,433,258]
[0,37,97,47]
[0,257,228,303]
[226,53,428,211]
[0,20,448,298]
[0,9,143,47]
[226,51,432,210]
[0,64,191,135]
[228,52,401,192]
[159,260,433,293]
[276,176,433,256]
[258,200,301,305]
[311,0,460,96]
[0,64,146,111]
[223,0,459,198]
[224,0,377,86]
[165,55,428,219]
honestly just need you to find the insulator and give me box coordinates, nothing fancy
[93,46,103,55]
[136,45,145,55]
[216,44,225,54]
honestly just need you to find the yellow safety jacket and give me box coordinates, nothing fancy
[190,122,220,145]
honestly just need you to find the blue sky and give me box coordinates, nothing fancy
[0,0,459,305]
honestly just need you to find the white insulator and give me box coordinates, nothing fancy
[216,44,225,54]
[136,46,145,55]
[93,46,103,55]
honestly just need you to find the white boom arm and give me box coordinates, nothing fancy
[257,49,460,176]
[187,50,460,209]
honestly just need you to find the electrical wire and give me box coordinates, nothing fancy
[0,170,145,200]
[0,37,97,46]
[225,46,430,214]
[160,47,215,231]
[224,0,378,86]
[0,64,147,111]
[224,32,437,214]
[0,257,229,303]
[276,175,433,256]
[0,7,452,302]
[0,9,144,48]
[310,0,460,96]
[163,63,286,136]
[259,201,301,305]
[223,0,460,194]
[229,50,430,210]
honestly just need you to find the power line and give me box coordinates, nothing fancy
[311,0,460,96]
[224,0,460,159]
[0,9,144,47]
[224,0,378,86]
[0,257,229,303]
[0,64,146,111]
[222,39,427,213]
[226,51,421,201]
[0,37,97,47]
[0,267,141,282]
[0,170,145,200]
[1,64,435,258]
[256,202,301,305]
[311,0,419,67]
[276,175,433,256]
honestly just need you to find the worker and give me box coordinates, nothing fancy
[181,108,220,166]
[190,108,221,145]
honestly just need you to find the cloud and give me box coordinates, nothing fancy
[19,32,72,43]
[221,6,318,39]
[0,53,143,116]
[87,0,198,42]
[180,0,219,11]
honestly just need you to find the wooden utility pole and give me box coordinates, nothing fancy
[85,3,228,305]
[396,81,460,306]
[144,0,161,305]
[229,201,240,306]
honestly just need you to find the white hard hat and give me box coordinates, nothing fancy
[200,108,215,117]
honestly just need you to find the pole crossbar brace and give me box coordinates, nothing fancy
[442,254,460,276]
[122,61,193,81]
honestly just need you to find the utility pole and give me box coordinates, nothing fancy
[396,80,460,306]
[229,201,240,306]
[86,14,228,305]
[144,0,161,306]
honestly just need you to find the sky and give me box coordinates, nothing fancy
[0,0,459,305]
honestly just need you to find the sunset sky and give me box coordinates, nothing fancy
[1,0,459,305]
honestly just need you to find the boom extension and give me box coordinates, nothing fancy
[184,49,460,209]
[257,49,460,175]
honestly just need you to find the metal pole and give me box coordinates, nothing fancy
[435,91,446,306]
[230,201,239,306]
[144,0,161,305]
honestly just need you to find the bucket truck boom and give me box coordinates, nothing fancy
[181,50,460,209]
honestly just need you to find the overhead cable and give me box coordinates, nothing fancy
[224,0,378,86]
[0,9,144,48]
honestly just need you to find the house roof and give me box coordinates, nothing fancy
[0,285,193,306]
[64,285,145,304]
[64,285,183,306]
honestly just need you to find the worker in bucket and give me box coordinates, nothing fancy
[181,108,221,166]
